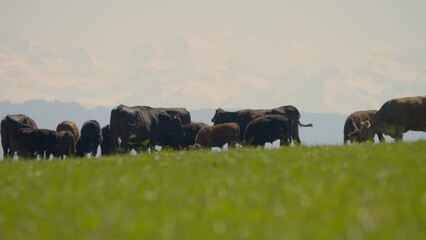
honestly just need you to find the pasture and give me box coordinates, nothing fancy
[1,142,426,239]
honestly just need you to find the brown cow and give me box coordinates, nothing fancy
[194,122,240,149]
[343,110,385,144]
[359,96,426,141]
[56,121,80,143]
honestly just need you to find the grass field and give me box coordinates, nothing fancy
[1,142,426,239]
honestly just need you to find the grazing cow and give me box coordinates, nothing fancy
[1,114,38,158]
[343,110,385,144]
[155,107,191,125]
[18,128,74,159]
[194,122,240,149]
[56,121,80,143]
[100,124,114,156]
[76,120,102,157]
[179,122,209,149]
[359,96,426,142]
[244,114,293,147]
[110,104,185,153]
[56,131,76,159]
[168,121,209,150]
[211,105,312,145]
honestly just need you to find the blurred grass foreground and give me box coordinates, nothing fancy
[1,141,426,239]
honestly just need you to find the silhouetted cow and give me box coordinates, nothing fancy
[18,128,74,159]
[244,114,293,147]
[76,120,102,157]
[100,124,114,156]
[109,104,185,153]
[211,105,312,145]
[1,114,38,158]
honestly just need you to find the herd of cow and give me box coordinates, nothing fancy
[1,96,425,159]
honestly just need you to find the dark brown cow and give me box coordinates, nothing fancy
[100,124,114,156]
[1,114,38,158]
[155,107,191,125]
[194,122,240,149]
[76,120,102,157]
[56,121,80,143]
[244,114,293,147]
[180,122,209,149]
[359,96,426,141]
[18,128,75,159]
[110,105,184,153]
[211,105,312,145]
[343,110,385,144]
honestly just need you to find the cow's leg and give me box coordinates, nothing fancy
[377,133,385,142]
[292,124,301,145]
[92,146,98,157]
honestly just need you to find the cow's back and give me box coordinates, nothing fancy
[56,121,80,140]
[378,96,426,130]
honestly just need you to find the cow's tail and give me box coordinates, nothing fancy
[299,120,313,127]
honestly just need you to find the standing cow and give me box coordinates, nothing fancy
[211,105,312,145]
[109,104,185,153]
[359,96,426,142]
[193,122,240,149]
[56,121,80,143]
[1,114,38,158]
[343,110,385,144]
[76,120,102,157]
[100,124,114,156]
[244,114,293,147]
[18,128,75,159]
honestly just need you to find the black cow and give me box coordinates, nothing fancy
[155,108,191,125]
[244,114,293,147]
[1,114,38,158]
[76,120,102,157]
[170,121,209,149]
[110,104,185,153]
[343,110,385,144]
[18,128,74,159]
[100,124,114,156]
[211,105,312,144]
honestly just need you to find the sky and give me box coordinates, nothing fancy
[0,0,425,114]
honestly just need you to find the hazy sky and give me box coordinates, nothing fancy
[1,0,425,114]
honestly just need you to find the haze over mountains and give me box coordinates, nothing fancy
[1,100,425,158]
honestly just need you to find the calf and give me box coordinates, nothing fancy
[194,122,240,149]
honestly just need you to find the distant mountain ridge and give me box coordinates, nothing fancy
[1,100,425,158]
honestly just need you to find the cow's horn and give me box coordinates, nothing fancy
[362,120,371,128]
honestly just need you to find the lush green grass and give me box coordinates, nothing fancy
[1,142,426,239]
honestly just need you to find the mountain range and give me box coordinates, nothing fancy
[1,100,425,158]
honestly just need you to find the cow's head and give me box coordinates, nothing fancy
[211,108,224,124]
[359,120,376,142]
